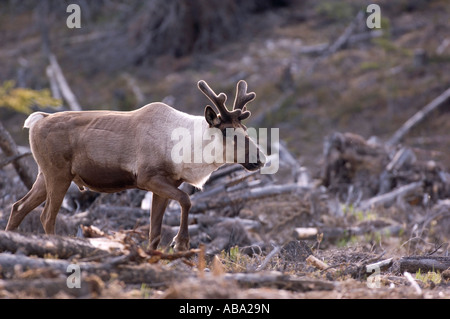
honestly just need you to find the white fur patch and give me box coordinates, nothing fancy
[24,112,47,129]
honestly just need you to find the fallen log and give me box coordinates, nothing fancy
[359,182,423,210]
[224,272,335,292]
[191,170,259,202]
[0,277,102,298]
[0,230,109,259]
[399,256,450,273]
[308,11,365,74]
[387,86,450,146]
[0,252,187,287]
[191,183,304,214]
[323,11,365,57]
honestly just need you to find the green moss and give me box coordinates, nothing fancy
[359,61,381,71]
[315,1,354,23]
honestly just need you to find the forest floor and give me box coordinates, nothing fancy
[0,1,449,299]
[0,139,449,299]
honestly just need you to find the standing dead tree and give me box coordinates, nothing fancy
[0,121,34,189]
[46,54,81,111]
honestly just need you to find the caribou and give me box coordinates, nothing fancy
[5,80,265,251]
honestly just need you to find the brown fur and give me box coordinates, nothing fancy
[5,80,264,251]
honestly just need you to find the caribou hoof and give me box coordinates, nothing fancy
[170,235,190,252]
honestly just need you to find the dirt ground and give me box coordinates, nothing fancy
[0,0,449,300]
[0,160,448,299]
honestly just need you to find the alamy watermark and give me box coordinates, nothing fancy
[66,264,81,289]
[170,121,280,174]
[366,4,381,29]
[66,3,382,30]
[366,264,381,289]
[66,4,81,29]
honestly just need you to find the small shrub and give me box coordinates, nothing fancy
[0,81,60,114]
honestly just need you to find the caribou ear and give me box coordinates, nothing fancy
[204,105,221,127]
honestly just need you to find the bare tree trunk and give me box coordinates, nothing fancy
[47,53,82,111]
[0,121,35,189]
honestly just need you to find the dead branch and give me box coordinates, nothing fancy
[255,245,281,272]
[306,255,337,274]
[192,170,259,203]
[294,227,318,239]
[207,164,244,183]
[0,152,31,168]
[366,258,394,273]
[323,11,365,56]
[359,182,423,210]
[386,147,416,172]
[0,121,35,189]
[416,199,450,234]
[387,87,450,146]
[191,183,304,213]
[298,30,383,56]
[403,271,423,295]
[308,11,365,74]
[294,223,403,242]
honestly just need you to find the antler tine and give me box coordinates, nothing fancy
[233,80,256,111]
[198,80,240,120]
[198,80,227,117]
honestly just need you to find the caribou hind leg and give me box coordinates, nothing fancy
[6,172,47,231]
